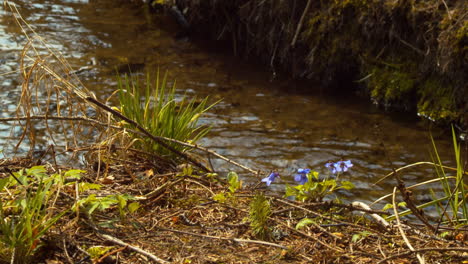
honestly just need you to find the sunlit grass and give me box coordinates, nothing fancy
[117,71,216,157]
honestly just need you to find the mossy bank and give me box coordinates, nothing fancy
[155,0,467,125]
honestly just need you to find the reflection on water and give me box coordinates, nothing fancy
[0,0,461,204]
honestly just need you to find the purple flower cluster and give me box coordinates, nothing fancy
[260,160,353,186]
[325,160,353,174]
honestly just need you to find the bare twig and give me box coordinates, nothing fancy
[96,246,127,264]
[154,226,288,250]
[440,0,452,20]
[351,201,389,228]
[274,198,382,234]
[100,233,169,264]
[392,187,425,264]
[395,174,436,233]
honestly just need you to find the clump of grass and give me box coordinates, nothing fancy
[430,126,467,225]
[117,71,216,157]
[0,166,69,264]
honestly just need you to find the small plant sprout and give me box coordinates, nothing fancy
[249,193,271,240]
[261,172,280,186]
[294,168,311,184]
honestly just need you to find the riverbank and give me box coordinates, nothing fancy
[162,0,467,125]
[1,156,467,264]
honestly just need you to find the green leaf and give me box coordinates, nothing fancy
[116,194,127,209]
[340,181,355,190]
[440,231,450,238]
[26,166,47,176]
[64,169,85,179]
[351,234,361,243]
[311,171,319,180]
[183,166,193,176]
[0,178,9,191]
[382,203,393,211]
[128,202,141,214]
[227,171,241,193]
[79,182,102,192]
[87,246,114,260]
[213,193,226,203]
[397,202,407,208]
[295,218,316,230]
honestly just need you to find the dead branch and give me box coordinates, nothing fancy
[392,168,436,233]
[392,187,425,264]
[273,197,383,235]
[154,226,288,250]
[100,233,169,264]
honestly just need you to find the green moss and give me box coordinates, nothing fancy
[366,62,459,121]
[417,77,458,121]
[366,64,415,105]
[454,20,468,52]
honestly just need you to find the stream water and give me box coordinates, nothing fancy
[0,0,463,206]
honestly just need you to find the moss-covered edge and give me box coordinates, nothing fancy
[154,0,467,125]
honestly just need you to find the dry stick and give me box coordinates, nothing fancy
[392,187,425,264]
[100,233,169,264]
[270,200,390,216]
[291,0,312,47]
[96,246,127,264]
[0,115,259,175]
[351,201,389,228]
[440,0,452,20]
[377,247,468,264]
[145,178,184,199]
[83,218,169,264]
[155,226,288,250]
[392,168,436,234]
[274,198,382,235]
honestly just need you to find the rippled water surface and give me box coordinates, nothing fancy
[0,0,462,204]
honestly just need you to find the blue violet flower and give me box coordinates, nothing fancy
[325,160,353,174]
[294,168,310,185]
[336,160,353,172]
[261,172,280,186]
